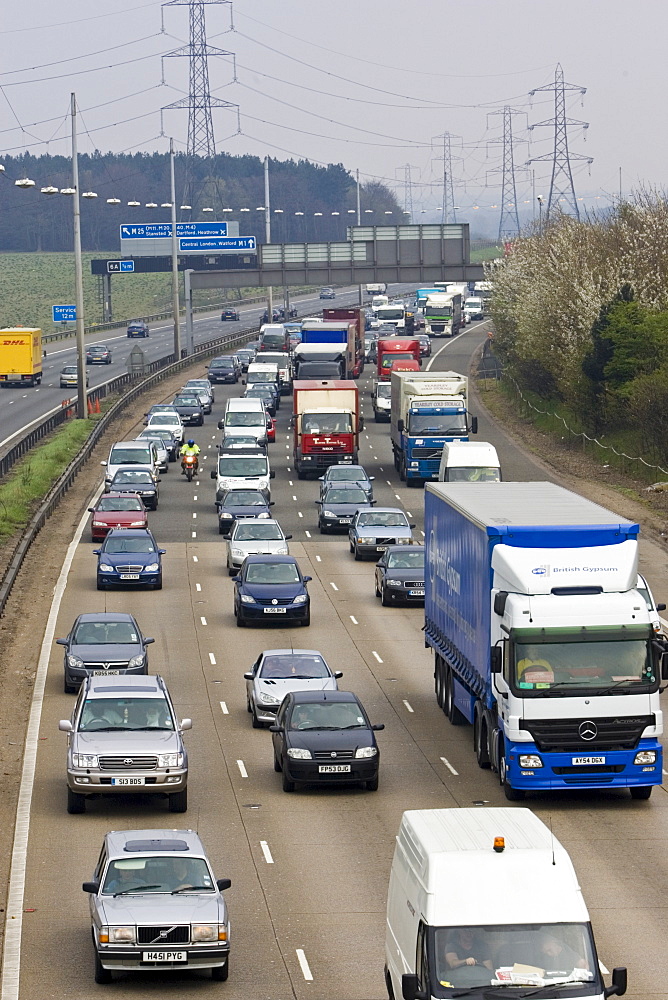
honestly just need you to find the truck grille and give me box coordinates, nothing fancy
[552,765,625,775]
[115,565,144,574]
[137,926,190,945]
[521,716,654,752]
[410,447,444,459]
[98,755,158,770]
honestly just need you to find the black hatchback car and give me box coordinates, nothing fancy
[374,544,425,605]
[270,690,383,792]
[315,484,373,533]
[208,356,239,384]
[216,488,274,535]
[221,307,240,321]
[57,612,154,693]
[127,320,149,338]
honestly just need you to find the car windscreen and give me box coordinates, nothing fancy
[103,537,156,553]
[387,551,424,569]
[409,413,467,434]
[381,353,413,368]
[223,491,266,506]
[112,471,153,485]
[97,497,144,512]
[245,563,300,584]
[357,512,408,528]
[375,384,391,398]
[224,412,266,428]
[324,489,367,504]
[446,466,501,482]
[210,359,234,368]
[72,621,139,645]
[101,856,213,895]
[218,457,267,476]
[109,447,151,465]
[328,467,366,482]
[173,396,200,406]
[301,412,353,434]
[139,430,172,442]
[61,366,77,374]
[80,697,172,731]
[148,415,179,426]
[233,523,283,541]
[260,654,328,679]
[289,701,366,730]
[247,372,278,384]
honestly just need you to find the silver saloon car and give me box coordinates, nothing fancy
[349,507,415,560]
[226,518,291,575]
[244,649,342,727]
[83,829,231,983]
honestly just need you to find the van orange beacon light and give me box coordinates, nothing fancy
[493,837,505,853]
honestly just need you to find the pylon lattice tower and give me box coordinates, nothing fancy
[489,107,522,241]
[403,163,414,221]
[528,63,592,221]
[163,0,237,157]
[433,133,459,224]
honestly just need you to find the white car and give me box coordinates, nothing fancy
[244,649,342,727]
[146,411,184,443]
[226,518,291,575]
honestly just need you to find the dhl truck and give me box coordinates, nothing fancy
[0,328,43,386]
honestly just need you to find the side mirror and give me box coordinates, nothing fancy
[87,507,94,513]
[604,967,627,998]
[397,419,404,433]
[409,523,416,529]
[56,638,67,645]
[657,602,666,612]
[284,534,293,540]
[145,637,155,645]
[334,671,343,679]
[270,470,276,479]
[491,646,502,674]
[371,723,385,731]
[100,461,107,467]
[243,672,253,680]
[370,499,377,505]
[269,501,275,506]
[303,576,312,583]
[217,420,224,430]
[210,470,216,479]
[58,720,72,732]
[471,416,479,434]
[216,878,232,892]
[401,974,428,1000]
[92,549,100,555]
[232,575,240,583]
[158,549,166,555]
[180,718,193,731]
[269,724,282,733]
[82,881,99,894]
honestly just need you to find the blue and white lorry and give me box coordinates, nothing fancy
[425,481,666,800]
[391,371,477,485]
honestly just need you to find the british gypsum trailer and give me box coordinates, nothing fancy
[424,481,665,800]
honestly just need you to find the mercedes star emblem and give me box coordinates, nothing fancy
[578,721,597,741]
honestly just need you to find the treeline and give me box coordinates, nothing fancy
[489,193,668,463]
[0,151,401,252]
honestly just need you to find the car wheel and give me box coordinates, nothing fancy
[381,588,391,606]
[236,613,245,628]
[153,577,163,591]
[282,770,295,793]
[211,959,229,982]
[67,787,86,814]
[273,752,282,773]
[500,751,525,801]
[96,581,106,591]
[219,523,226,535]
[94,949,113,985]
[366,774,379,792]
[228,564,237,576]
[354,545,362,561]
[251,705,263,729]
[301,612,310,627]
[64,675,75,694]
[168,788,188,813]
[319,523,327,534]
[375,580,380,598]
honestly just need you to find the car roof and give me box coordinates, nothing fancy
[104,528,155,539]
[383,544,424,553]
[244,554,296,564]
[111,440,153,448]
[85,675,164,697]
[75,612,137,623]
[327,464,368,475]
[261,649,324,658]
[359,506,406,514]
[105,828,204,859]
[323,481,368,490]
[288,689,358,705]
[233,518,280,527]
[97,492,145,502]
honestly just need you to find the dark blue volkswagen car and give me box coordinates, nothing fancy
[233,554,311,627]
[94,528,165,591]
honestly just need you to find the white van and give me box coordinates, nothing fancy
[372,294,390,310]
[219,398,268,445]
[210,449,274,501]
[437,441,501,483]
[101,440,160,489]
[387,807,627,1000]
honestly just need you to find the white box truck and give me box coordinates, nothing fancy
[387,807,627,1000]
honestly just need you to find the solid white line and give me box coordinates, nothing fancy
[192,555,198,562]
[599,960,609,976]
[350,615,359,625]
[200,616,207,625]
[330,582,338,591]
[209,652,216,665]
[403,699,414,713]
[440,756,459,775]
[220,701,229,714]
[1,482,103,1000]
[237,759,248,778]
[372,650,383,663]
[296,949,313,981]
[260,840,274,864]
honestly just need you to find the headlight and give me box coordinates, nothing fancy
[410,462,419,468]
[72,753,98,768]
[219,512,233,519]
[519,754,543,768]
[385,579,403,587]
[240,595,256,604]
[192,924,217,942]
[396,538,413,545]
[143,563,160,572]
[92,521,105,527]
[67,654,84,668]
[257,512,270,518]
[634,750,657,765]
[231,547,246,556]
[99,563,114,573]
[128,654,145,668]
[257,691,280,706]
[129,521,145,527]
[158,752,184,767]
[109,926,135,943]
[355,746,378,758]
[323,510,336,518]
[293,594,308,604]
[358,536,375,544]
[287,747,312,759]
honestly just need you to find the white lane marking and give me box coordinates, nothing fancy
[315,555,321,562]
[406,511,413,517]
[394,494,401,500]
[440,756,459,775]
[372,650,383,663]
[287,467,291,472]
[403,699,414,713]
[260,841,274,864]
[304,529,311,538]
[220,701,229,714]
[212,434,216,439]
[200,616,207,625]
[192,530,197,538]
[296,949,313,982]
[288,480,293,486]
[292,495,297,501]
[379,466,384,471]
[285,444,289,449]
[349,615,358,625]
[8,400,14,404]
[329,582,338,591]
[365,434,369,439]
[192,512,197,519]
[386,479,391,485]
[209,652,216,664]
[298,511,303,518]
[192,555,198,562]
[237,759,248,778]
[420,530,425,537]
[196,583,202,592]
[1,481,103,1000]
[193,494,198,501]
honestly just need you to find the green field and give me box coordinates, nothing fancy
[0,252,250,335]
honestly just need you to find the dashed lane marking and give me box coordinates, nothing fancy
[403,699,414,713]
[200,616,207,625]
[296,949,313,982]
[440,756,459,775]
[220,701,228,714]
[330,582,339,591]
[209,652,216,664]
[372,651,383,663]
[237,760,248,778]
[349,615,358,625]
[260,841,274,864]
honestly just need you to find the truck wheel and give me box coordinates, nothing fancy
[399,461,406,482]
[474,710,491,769]
[500,754,525,800]
[297,470,306,480]
[445,667,466,725]
[385,967,396,1000]
[434,657,445,710]
[381,587,391,606]
[374,412,381,422]
[630,786,653,800]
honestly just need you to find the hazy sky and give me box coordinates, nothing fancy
[0,0,662,232]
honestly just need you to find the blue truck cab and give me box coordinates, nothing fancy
[425,482,665,800]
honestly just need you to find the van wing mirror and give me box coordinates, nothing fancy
[401,974,428,1000]
[397,419,404,433]
[604,967,627,998]
[470,416,478,434]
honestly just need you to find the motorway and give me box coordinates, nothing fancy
[8,319,668,1000]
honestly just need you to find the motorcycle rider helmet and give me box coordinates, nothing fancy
[187,439,195,446]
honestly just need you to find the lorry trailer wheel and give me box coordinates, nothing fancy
[630,786,652,800]
[445,667,466,725]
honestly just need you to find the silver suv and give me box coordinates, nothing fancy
[59,675,191,814]
[83,828,231,983]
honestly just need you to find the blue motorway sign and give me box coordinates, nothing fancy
[120,222,229,240]
[108,260,135,273]
[52,304,76,323]
[178,236,257,253]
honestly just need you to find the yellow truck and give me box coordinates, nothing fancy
[0,328,42,386]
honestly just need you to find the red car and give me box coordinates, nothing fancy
[88,492,149,542]
[266,414,276,443]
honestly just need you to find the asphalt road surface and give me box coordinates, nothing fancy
[9,318,668,1000]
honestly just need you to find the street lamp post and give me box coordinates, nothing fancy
[264,156,272,321]
[70,93,87,420]
[537,195,544,236]
[169,138,181,360]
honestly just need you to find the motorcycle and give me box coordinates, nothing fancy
[181,454,199,482]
